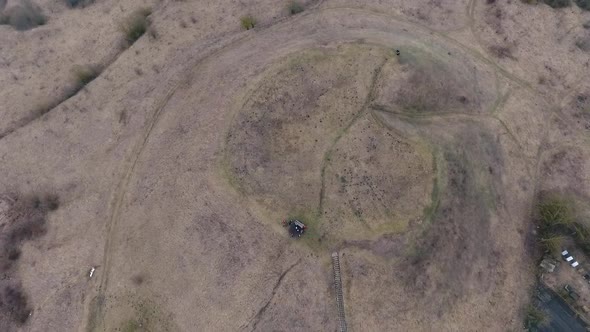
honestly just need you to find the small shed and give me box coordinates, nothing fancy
[540,258,557,273]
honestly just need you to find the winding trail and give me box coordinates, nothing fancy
[89,32,257,329]
[318,56,389,218]
[243,259,302,331]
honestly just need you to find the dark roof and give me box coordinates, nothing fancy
[288,219,305,237]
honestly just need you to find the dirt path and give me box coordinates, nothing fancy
[88,32,256,330]
[318,56,389,218]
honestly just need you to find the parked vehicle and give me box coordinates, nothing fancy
[561,249,580,268]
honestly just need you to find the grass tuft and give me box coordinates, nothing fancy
[287,1,304,15]
[535,194,590,258]
[122,319,140,332]
[240,15,256,30]
[120,8,152,44]
[543,0,571,7]
[72,64,100,87]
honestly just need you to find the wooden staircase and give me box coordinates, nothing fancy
[332,252,347,332]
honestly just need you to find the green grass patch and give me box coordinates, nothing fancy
[524,304,549,330]
[539,235,566,254]
[422,149,444,225]
[122,319,140,332]
[536,196,573,255]
[538,197,574,228]
[240,15,256,30]
[392,45,439,67]
[533,194,590,256]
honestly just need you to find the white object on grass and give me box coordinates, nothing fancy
[89,267,96,278]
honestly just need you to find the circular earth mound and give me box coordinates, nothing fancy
[226,45,386,213]
[226,44,436,245]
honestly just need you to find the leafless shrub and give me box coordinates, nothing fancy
[575,37,590,52]
[64,0,94,8]
[0,0,46,31]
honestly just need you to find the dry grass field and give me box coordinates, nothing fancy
[1,0,590,331]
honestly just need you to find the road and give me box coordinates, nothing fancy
[537,285,587,332]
